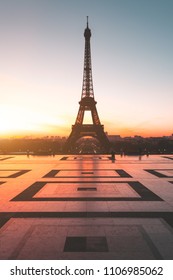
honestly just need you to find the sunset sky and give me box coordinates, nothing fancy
[0,0,173,138]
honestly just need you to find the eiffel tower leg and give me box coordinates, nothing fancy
[95,127,111,153]
[63,126,81,153]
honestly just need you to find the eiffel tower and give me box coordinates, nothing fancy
[64,18,111,153]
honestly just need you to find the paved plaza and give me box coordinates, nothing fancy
[0,154,173,259]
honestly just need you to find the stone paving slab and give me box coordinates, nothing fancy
[0,154,173,259]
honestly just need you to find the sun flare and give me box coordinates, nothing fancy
[0,104,67,137]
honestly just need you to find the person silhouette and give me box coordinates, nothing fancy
[110,151,115,162]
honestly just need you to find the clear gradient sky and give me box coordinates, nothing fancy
[0,0,173,138]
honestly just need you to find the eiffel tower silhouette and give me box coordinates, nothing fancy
[64,18,110,153]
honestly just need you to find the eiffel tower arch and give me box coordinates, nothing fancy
[64,18,111,154]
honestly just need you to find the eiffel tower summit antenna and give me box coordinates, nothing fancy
[63,19,111,154]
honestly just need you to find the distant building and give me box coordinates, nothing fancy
[108,135,122,142]
[124,137,133,141]
[134,135,143,140]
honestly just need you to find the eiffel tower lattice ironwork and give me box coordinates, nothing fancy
[64,18,110,153]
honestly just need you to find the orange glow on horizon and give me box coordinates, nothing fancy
[0,102,172,139]
[0,104,70,138]
[0,123,172,139]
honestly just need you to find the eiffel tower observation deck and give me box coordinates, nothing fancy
[64,18,111,154]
